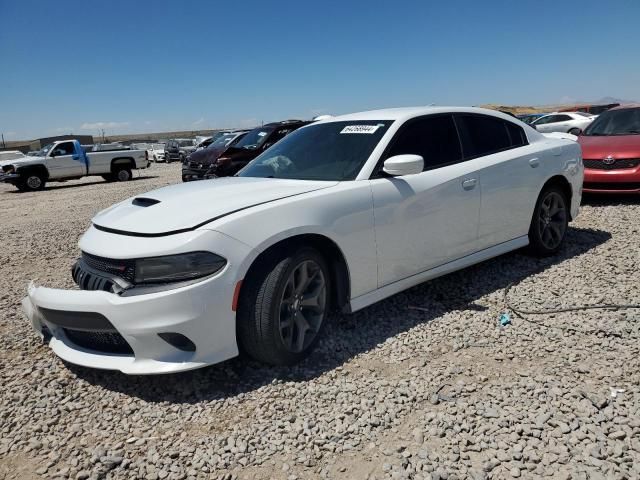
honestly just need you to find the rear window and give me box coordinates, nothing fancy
[456,115,511,158]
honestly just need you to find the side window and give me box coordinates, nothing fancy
[555,114,572,122]
[505,122,528,147]
[456,115,512,158]
[533,116,551,125]
[53,142,74,156]
[386,115,462,171]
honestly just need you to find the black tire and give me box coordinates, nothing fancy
[528,185,569,256]
[114,167,132,182]
[102,174,114,182]
[18,172,46,191]
[179,153,186,163]
[568,128,581,136]
[237,247,331,365]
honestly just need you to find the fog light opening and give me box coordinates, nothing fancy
[158,332,196,352]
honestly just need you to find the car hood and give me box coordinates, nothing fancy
[578,134,640,159]
[0,156,43,168]
[92,176,338,236]
[186,145,227,165]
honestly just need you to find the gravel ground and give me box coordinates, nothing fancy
[0,164,639,480]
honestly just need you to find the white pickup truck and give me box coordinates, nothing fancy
[0,139,150,192]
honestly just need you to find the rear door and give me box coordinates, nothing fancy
[45,141,84,178]
[369,114,481,286]
[455,114,543,248]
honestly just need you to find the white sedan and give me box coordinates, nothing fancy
[23,107,583,374]
[531,111,596,135]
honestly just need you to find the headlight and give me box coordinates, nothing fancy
[134,252,226,284]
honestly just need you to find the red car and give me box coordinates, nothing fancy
[578,105,640,193]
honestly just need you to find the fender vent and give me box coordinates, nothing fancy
[132,197,160,207]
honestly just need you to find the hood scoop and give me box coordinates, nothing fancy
[132,197,161,207]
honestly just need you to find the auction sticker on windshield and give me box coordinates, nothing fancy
[340,125,381,134]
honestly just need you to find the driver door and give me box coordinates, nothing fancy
[45,141,84,178]
[369,115,481,287]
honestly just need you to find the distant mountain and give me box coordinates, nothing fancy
[591,96,638,105]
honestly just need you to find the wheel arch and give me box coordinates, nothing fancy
[16,164,49,180]
[540,174,574,220]
[239,232,352,313]
[110,157,135,172]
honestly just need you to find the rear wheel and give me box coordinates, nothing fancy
[237,247,330,365]
[568,128,581,135]
[114,167,132,182]
[528,186,569,256]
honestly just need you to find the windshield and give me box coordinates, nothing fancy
[208,133,240,149]
[234,127,274,150]
[32,143,53,156]
[238,120,392,181]
[574,112,593,117]
[583,108,640,136]
[152,143,165,150]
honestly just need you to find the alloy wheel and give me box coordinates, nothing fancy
[278,260,327,353]
[538,191,567,250]
[26,175,42,189]
[117,169,130,181]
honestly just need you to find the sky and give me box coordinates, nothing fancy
[0,0,639,140]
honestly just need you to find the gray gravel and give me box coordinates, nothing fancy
[0,164,639,480]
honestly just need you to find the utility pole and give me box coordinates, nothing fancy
[1,133,5,148]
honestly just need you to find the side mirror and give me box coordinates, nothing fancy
[383,154,424,176]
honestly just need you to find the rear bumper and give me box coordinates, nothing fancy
[583,167,640,193]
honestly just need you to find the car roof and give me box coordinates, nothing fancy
[318,106,523,124]
[610,103,640,111]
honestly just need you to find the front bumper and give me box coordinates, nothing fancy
[181,166,215,181]
[0,172,20,183]
[583,166,640,193]
[23,227,253,374]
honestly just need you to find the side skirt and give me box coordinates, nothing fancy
[349,236,529,313]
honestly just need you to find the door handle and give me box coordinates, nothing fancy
[462,178,477,190]
[529,158,540,168]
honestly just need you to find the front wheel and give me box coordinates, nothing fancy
[528,186,569,256]
[237,248,330,365]
[17,173,46,191]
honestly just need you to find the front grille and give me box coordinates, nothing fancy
[584,182,640,191]
[63,328,133,354]
[82,253,135,282]
[583,158,640,170]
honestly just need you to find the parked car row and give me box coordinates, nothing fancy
[181,120,310,181]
